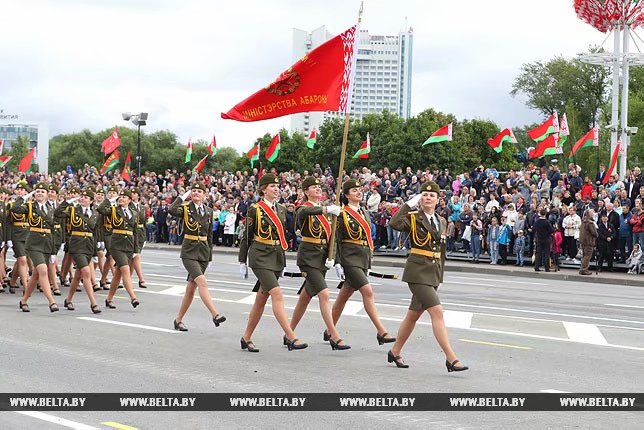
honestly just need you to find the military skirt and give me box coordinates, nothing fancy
[297,266,328,296]
[111,249,133,268]
[251,268,281,293]
[182,259,208,282]
[407,283,441,311]
[338,266,369,290]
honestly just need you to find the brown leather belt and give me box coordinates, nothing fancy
[255,237,281,246]
[184,234,208,242]
[112,229,133,236]
[342,239,369,246]
[71,231,93,237]
[30,227,51,234]
[410,248,441,259]
[302,237,327,245]
[13,222,29,228]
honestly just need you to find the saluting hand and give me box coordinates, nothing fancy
[406,194,422,208]
[181,190,192,201]
[325,205,341,216]
[66,197,80,204]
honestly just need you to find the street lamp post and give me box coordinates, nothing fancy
[121,112,148,177]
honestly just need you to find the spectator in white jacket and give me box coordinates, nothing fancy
[562,205,581,263]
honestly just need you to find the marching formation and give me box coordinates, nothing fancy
[1,176,468,372]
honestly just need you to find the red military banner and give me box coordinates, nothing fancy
[221,25,358,122]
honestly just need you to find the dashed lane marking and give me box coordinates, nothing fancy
[102,422,139,430]
[14,412,99,430]
[563,322,608,346]
[540,389,572,393]
[77,317,178,333]
[604,303,644,309]
[459,339,532,350]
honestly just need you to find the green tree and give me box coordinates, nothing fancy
[8,135,33,172]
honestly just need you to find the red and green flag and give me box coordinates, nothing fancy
[568,125,598,158]
[247,143,260,168]
[353,133,371,159]
[122,151,131,182]
[185,138,193,164]
[193,154,209,174]
[423,124,452,145]
[487,128,516,153]
[18,148,37,173]
[0,139,4,155]
[603,139,621,185]
[208,134,217,157]
[266,133,281,162]
[558,113,570,146]
[527,113,559,142]
[0,155,12,168]
[528,134,559,159]
[100,149,119,174]
[307,129,317,149]
[101,127,121,155]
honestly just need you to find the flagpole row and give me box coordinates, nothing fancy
[327,112,352,262]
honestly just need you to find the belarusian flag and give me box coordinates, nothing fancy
[527,113,559,142]
[0,139,4,155]
[353,133,370,159]
[307,129,317,149]
[18,148,37,173]
[0,155,12,168]
[266,133,280,162]
[247,143,260,168]
[558,113,570,146]
[100,150,119,174]
[603,139,621,184]
[222,25,359,121]
[568,125,598,158]
[208,134,217,157]
[487,128,516,153]
[185,138,193,163]
[122,151,132,182]
[528,134,559,159]
[101,127,121,154]
[423,124,452,145]
[193,154,209,174]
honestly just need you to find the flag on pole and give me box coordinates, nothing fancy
[185,138,193,164]
[18,148,37,173]
[208,135,217,157]
[247,143,260,168]
[101,127,121,154]
[487,128,516,153]
[307,129,317,149]
[603,140,621,184]
[352,133,371,159]
[0,139,4,155]
[193,154,209,174]
[527,113,559,142]
[423,124,452,145]
[568,125,598,158]
[266,133,281,162]
[100,150,120,174]
[122,151,132,182]
[0,155,12,168]
[528,134,559,159]
[221,25,359,121]
[558,113,570,146]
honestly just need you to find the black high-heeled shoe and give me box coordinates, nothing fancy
[174,320,188,331]
[283,335,289,346]
[377,332,396,345]
[91,304,102,314]
[64,299,75,311]
[329,338,351,350]
[131,298,140,308]
[100,281,109,291]
[92,284,100,292]
[285,338,308,351]
[213,314,226,327]
[445,359,469,372]
[9,284,17,294]
[240,337,259,352]
[49,303,59,313]
[323,329,330,342]
[52,289,61,296]
[105,299,116,309]
[387,350,409,368]
[138,281,147,289]
[19,301,30,312]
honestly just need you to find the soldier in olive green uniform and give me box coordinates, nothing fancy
[331,179,396,346]
[0,187,9,293]
[47,184,63,296]
[386,181,468,372]
[7,183,32,294]
[11,183,59,313]
[55,189,102,313]
[99,185,118,289]
[98,189,140,309]
[59,186,81,287]
[93,187,109,290]
[129,188,148,288]
[169,182,226,331]
[288,177,350,350]
[238,174,307,352]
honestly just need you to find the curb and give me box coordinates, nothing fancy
[143,243,644,287]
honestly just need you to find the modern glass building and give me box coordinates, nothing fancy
[0,125,39,151]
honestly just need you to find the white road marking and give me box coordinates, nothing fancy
[15,411,99,429]
[77,317,177,333]
[605,303,644,309]
[443,310,473,329]
[445,275,547,286]
[237,294,257,304]
[563,322,608,346]
[443,281,495,287]
[158,285,186,296]
[141,262,176,267]
[340,300,364,315]
[540,389,572,393]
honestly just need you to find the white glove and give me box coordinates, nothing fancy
[334,263,345,280]
[207,262,212,271]
[97,241,105,250]
[0,242,4,249]
[181,190,192,201]
[108,197,118,205]
[406,194,422,208]
[326,204,341,216]
[59,243,65,252]
[92,256,98,263]
[133,253,139,258]
[239,263,248,279]
[66,197,80,204]
[281,269,285,278]
[325,258,334,269]
[6,240,13,250]
[24,190,36,200]
[49,255,56,264]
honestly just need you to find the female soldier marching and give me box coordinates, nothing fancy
[0,187,9,293]
[238,173,307,352]
[55,188,102,313]
[331,179,396,346]
[288,177,349,350]
[12,183,59,312]
[129,188,148,289]
[387,181,468,371]
[7,183,31,294]
[98,189,140,309]
[169,182,226,331]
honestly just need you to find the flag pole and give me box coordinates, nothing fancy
[327,2,362,262]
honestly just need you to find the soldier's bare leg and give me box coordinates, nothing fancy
[243,291,270,340]
[427,305,459,363]
[331,285,354,325]
[175,281,197,323]
[358,283,388,335]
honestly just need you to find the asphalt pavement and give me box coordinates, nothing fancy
[1,249,643,429]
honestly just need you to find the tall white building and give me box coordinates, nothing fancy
[290,26,413,136]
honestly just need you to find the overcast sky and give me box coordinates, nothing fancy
[1,0,610,153]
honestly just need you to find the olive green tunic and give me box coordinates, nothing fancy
[10,197,56,265]
[168,198,214,263]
